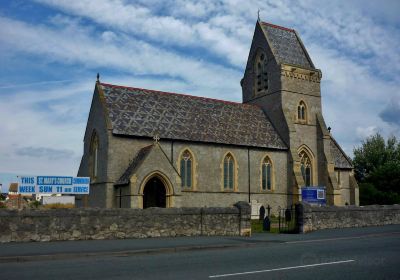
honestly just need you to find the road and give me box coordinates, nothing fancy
[0,225,399,279]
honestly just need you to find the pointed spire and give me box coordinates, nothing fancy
[257,9,260,22]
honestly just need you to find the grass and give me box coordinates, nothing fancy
[251,219,281,234]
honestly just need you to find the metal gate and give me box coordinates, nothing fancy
[278,205,297,233]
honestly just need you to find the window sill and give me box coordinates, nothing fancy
[181,189,196,192]
[261,189,274,193]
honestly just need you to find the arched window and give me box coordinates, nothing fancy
[255,51,268,94]
[262,156,273,190]
[297,101,307,122]
[180,150,192,188]
[299,150,312,186]
[90,132,99,180]
[223,153,235,190]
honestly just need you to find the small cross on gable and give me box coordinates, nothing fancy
[153,134,160,143]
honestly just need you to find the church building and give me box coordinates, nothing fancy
[78,20,359,210]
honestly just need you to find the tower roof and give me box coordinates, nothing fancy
[260,22,315,69]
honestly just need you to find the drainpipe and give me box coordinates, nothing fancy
[171,140,174,163]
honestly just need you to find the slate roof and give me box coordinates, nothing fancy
[115,145,154,185]
[330,138,353,169]
[261,22,314,69]
[100,83,287,149]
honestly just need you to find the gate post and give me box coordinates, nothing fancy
[234,201,251,236]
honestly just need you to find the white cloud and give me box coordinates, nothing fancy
[33,0,252,66]
[0,16,242,98]
[0,0,399,172]
[16,147,75,160]
[356,126,378,140]
[0,81,92,175]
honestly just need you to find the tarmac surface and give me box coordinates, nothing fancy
[0,225,399,279]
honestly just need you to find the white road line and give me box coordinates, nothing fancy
[208,259,355,278]
[285,232,400,244]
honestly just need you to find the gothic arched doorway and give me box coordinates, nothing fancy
[143,176,166,208]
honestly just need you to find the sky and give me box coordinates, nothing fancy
[0,0,399,191]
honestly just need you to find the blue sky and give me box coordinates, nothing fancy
[0,0,399,192]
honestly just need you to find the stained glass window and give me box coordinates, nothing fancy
[262,157,272,190]
[299,150,312,186]
[224,154,234,189]
[90,133,99,179]
[298,101,307,121]
[255,51,268,93]
[180,151,192,188]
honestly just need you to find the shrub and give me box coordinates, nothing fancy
[43,203,75,209]
[30,200,41,208]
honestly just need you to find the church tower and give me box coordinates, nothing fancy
[241,20,342,205]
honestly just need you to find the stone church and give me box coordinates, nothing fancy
[78,20,359,211]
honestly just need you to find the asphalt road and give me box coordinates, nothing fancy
[1,225,399,279]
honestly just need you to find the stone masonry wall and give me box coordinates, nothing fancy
[298,203,400,233]
[0,202,251,243]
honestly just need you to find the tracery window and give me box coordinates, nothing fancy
[299,150,312,186]
[297,101,307,122]
[255,51,268,94]
[262,156,273,190]
[223,154,235,190]
[180,150,192,188]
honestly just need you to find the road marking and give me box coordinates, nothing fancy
[285,231,400,244]
[208,259,355,278]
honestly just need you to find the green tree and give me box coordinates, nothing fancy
[353,133,400,205]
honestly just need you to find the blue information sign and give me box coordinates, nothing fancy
[18,176,90,194]
[301,186,326,205]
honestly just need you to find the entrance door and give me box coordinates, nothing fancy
[143,177,166,208]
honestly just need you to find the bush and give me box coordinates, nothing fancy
[354,133,400,205]
[30,200,41,208]
[360,182,400,205]
[43,203,75,209]
[0,201,6,208]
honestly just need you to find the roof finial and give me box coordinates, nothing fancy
[96,73,100,83]
[257,9,260,21]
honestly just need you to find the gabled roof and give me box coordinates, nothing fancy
[115,145,154,185]
[330,138,353,169]
[99,83,287,150]
[260,22,314,69]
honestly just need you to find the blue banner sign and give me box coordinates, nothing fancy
[18,176,90,194]
[301,186,326,205]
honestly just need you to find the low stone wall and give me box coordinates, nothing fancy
[0,202,251,243]
[298,203,400,233]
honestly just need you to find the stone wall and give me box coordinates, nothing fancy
[0,202,251,243]
[298,203,400,233]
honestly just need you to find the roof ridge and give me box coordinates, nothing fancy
[115,144,154,186]
[261,21,294,32]
[100,82,257,108]
[331,136,353,165]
